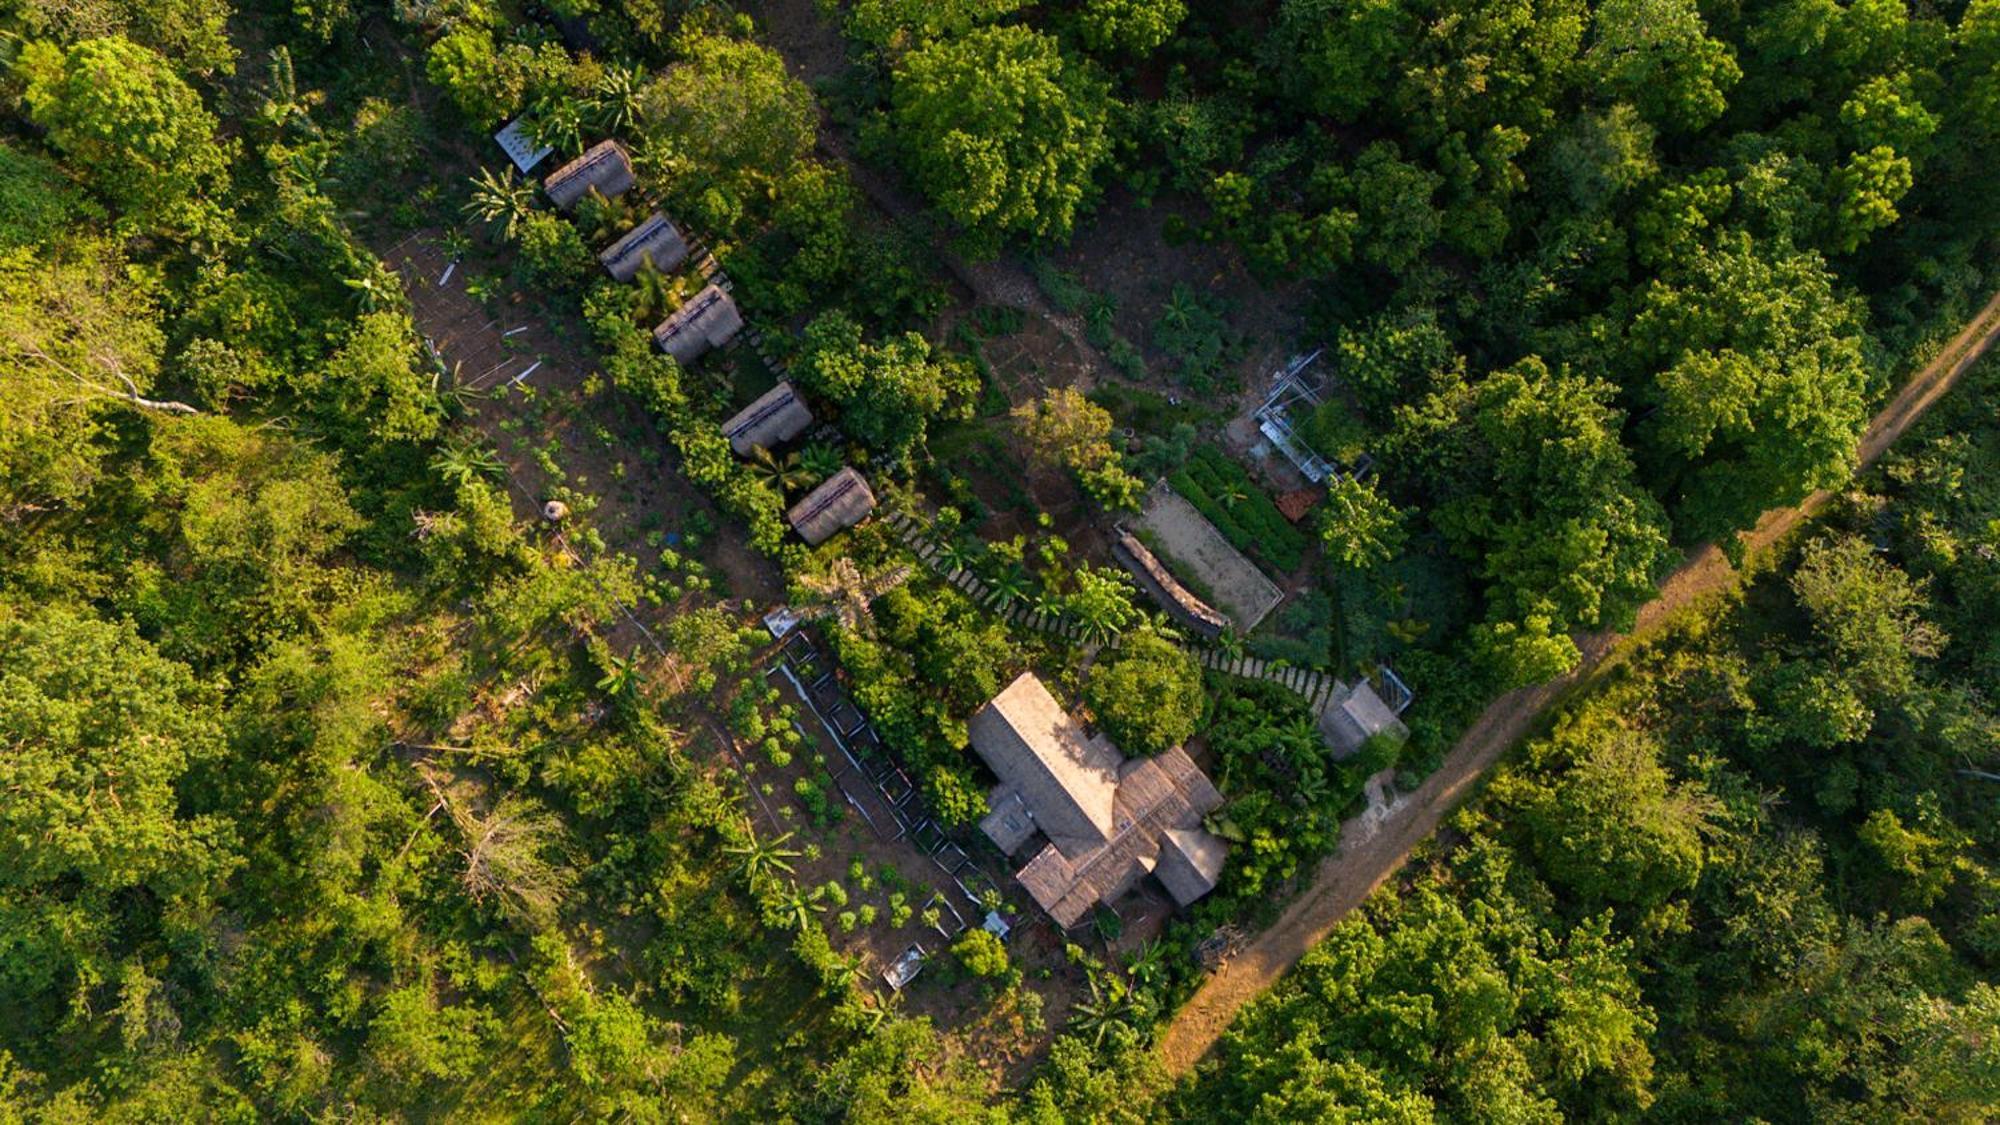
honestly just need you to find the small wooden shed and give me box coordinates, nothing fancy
[542,139,635,211]
[787,466,876,546]
[599,213,689,282]
[722,380,813,457]
[651,284,744,367]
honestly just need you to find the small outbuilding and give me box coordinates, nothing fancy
[1319,680,1410,759]
[786,466,876,546]
[652,284,744,366]
[542,139,635,211]
[599,212,689,282]
[722,380,814,457]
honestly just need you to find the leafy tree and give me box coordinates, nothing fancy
[1086,631,1203,754]
[638,33,816,233]
[0,238,170,515]
[794,312,976,463]
[425,25,529,124]
[1517,724,1716,910]
[1061,566,1143,643]
[1390,357,1671,641]
[1588,0,1742,132]
[1789,534,1945,703]
[1630,232,1872,539]
[1272,0,1412,120]
[1321,475,1407,574]
[17,36,233,239]
[952,928,1010,978]
[1076,0,1187,55]
[891,25,1116,245]
[1013,387,1144,510]
[1348,141,1445,272]
[844,0,1028,51]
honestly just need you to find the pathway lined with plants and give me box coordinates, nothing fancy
[1155,288,2000,1077]
[883,511,1349,710]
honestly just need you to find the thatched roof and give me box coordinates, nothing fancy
[1113,531,1229,639]
[968,673,1120,859]
[722,380,813,457]
[543,139,635,211]
[652,284,744,366]
[786,466,876,546]
[1319,680,1410,758]
[599,212,689,282]
[1155,827,1228,906]
[973,677,1230,927]
[979,785,1037,856]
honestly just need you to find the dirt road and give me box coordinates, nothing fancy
[1156,288,2000,1076]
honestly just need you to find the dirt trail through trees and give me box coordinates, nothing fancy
[1156,288,2000,1077]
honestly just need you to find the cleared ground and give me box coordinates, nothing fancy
[1133,482,1284,631]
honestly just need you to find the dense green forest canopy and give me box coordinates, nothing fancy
[0,0,1993,1117]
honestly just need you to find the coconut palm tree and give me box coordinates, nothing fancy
[430,438,505,488]
[726,828,801,882]
[464,166,536,242]
[595,653,641,703]
[590,65,645,135]
[984,563,1031,608]
[747,445,812,494]
[798,442,844,482]
[1068,975,1130,1047]
[527,93,586,157]
[794,558,913,633]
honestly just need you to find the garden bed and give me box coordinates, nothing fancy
[1133,479,1285,632]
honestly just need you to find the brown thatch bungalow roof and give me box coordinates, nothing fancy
[722,380,813,457]
[971,675,1230,927]
[785,466,875,546]
[1319,680,1410,758]
[652,284,744,366]
[542,139,635,211]
[1113,531,1229,639]
[968,673,1120,859]
[599,212,689,282]
[1155,826,1228,906]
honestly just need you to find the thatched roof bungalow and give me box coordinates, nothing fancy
[786,466,876,546]
[722,380,813,457]
[651,284,744,366]
[969,673,1229,927]
[599,212,689,282]
[1113,531,1229,640]
[1319,681,1410,758]
[542,140,635,211]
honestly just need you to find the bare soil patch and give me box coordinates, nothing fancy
[1133,482,1284,631]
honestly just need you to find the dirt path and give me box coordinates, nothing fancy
[1156,288,2000,1076]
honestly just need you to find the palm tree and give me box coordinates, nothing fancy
[798,443,844,482]
[464,166,536,242]
[1069,975,1130,1047]
[726,829,801,881]
[439,227,472,263]
[1124,940,1169,989]
[747,445,811,494]
[255,47,322,140]
[780,881,828,932]
[590,65,645,135]
[595,653,641,703]
[985,564,1030,608]
[793,558,913,633]
[935,535,982,572]
[630,262,677,325]
[527,94,586,157]
[430,439,504,488]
